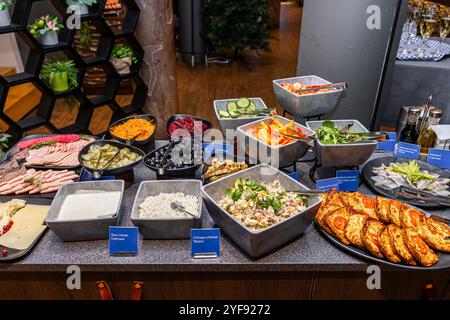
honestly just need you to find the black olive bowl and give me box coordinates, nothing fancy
[78,140,145,177]
[144,141,203,177]
[109,114,157,146]
[166,114,213,140]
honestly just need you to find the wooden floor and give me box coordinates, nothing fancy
[176,2,302,128]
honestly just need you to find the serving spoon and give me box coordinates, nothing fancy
[170,202,200,219]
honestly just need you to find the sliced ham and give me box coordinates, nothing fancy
[0,168,78,195]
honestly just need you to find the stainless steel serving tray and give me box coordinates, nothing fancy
[131,180,202,239]
[45,180,124,241]
[306,119,377,168]
[236,115,315,168]
[214,97,269,138]
[272,75,343,118]
[202,164,322,259]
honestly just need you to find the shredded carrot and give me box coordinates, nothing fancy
[110,118,156,141]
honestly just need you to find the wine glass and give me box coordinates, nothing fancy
[402,5,423,54]
[419,10,438,56]
[436,9,450,55]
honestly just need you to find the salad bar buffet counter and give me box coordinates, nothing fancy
[0,149,449,300]
[0,73,449,300]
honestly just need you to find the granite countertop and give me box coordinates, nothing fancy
[0,150,448,273]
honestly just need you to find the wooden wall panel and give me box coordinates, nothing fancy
[311,271,450,300]
[0,272,314,300]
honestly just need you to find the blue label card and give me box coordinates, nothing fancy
[427,148,450,170]
[316,177,340,192]
[80,170,115,182]
[109,227,138,256]
[202,142,234,160]
[336,170,359,192]
[396,142,421,159]
[288,172,299,181]
[191,228,220,259]
[377,133,397,152]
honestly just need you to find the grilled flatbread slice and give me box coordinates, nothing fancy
[387,225,416,265]
[362,219,385,259]
[388,200,403,226]
[324,207,352,245]
[400,206,425,230]
[402,228,438,267]
[344,214,368,249]
[375,196,391,223]
[379,226,402,263]
[315,194,332,234]
[346,192,379,220]
[418,217,450,253]
[316,190,345,234]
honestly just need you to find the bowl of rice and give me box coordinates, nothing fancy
[131,180,202,239]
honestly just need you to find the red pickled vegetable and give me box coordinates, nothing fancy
[168,117,208,137]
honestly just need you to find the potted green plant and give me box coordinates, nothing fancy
[28,15,64,46]
[110,44,138,75]
[39,60,79,93]
[0,1,12,27]
[0,129,10,157]
[66,0,97,15]
[203,0,272,56]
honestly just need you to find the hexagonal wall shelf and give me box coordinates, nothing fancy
[0,0,147,139]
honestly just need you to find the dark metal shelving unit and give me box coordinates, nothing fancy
[0,0,147,138]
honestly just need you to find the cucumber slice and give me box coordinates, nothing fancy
[237,98,250,109]
[246,102,256,112]
[229,110,241,118]
[227,102,238,113]
[219,110,231,118]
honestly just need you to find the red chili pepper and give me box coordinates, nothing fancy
[0,220,13,237]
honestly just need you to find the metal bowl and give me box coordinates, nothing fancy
[236,115,315,167]
[214,97,268,138]
[306,119,377,168]
[273,75,344,117]
[78,140,145,177]
[143,140,203,177]
[202,164,322,258]
[166,114,212,140]
[109,114,157,146]
[45,180,124,241]
[131,180,203,239]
